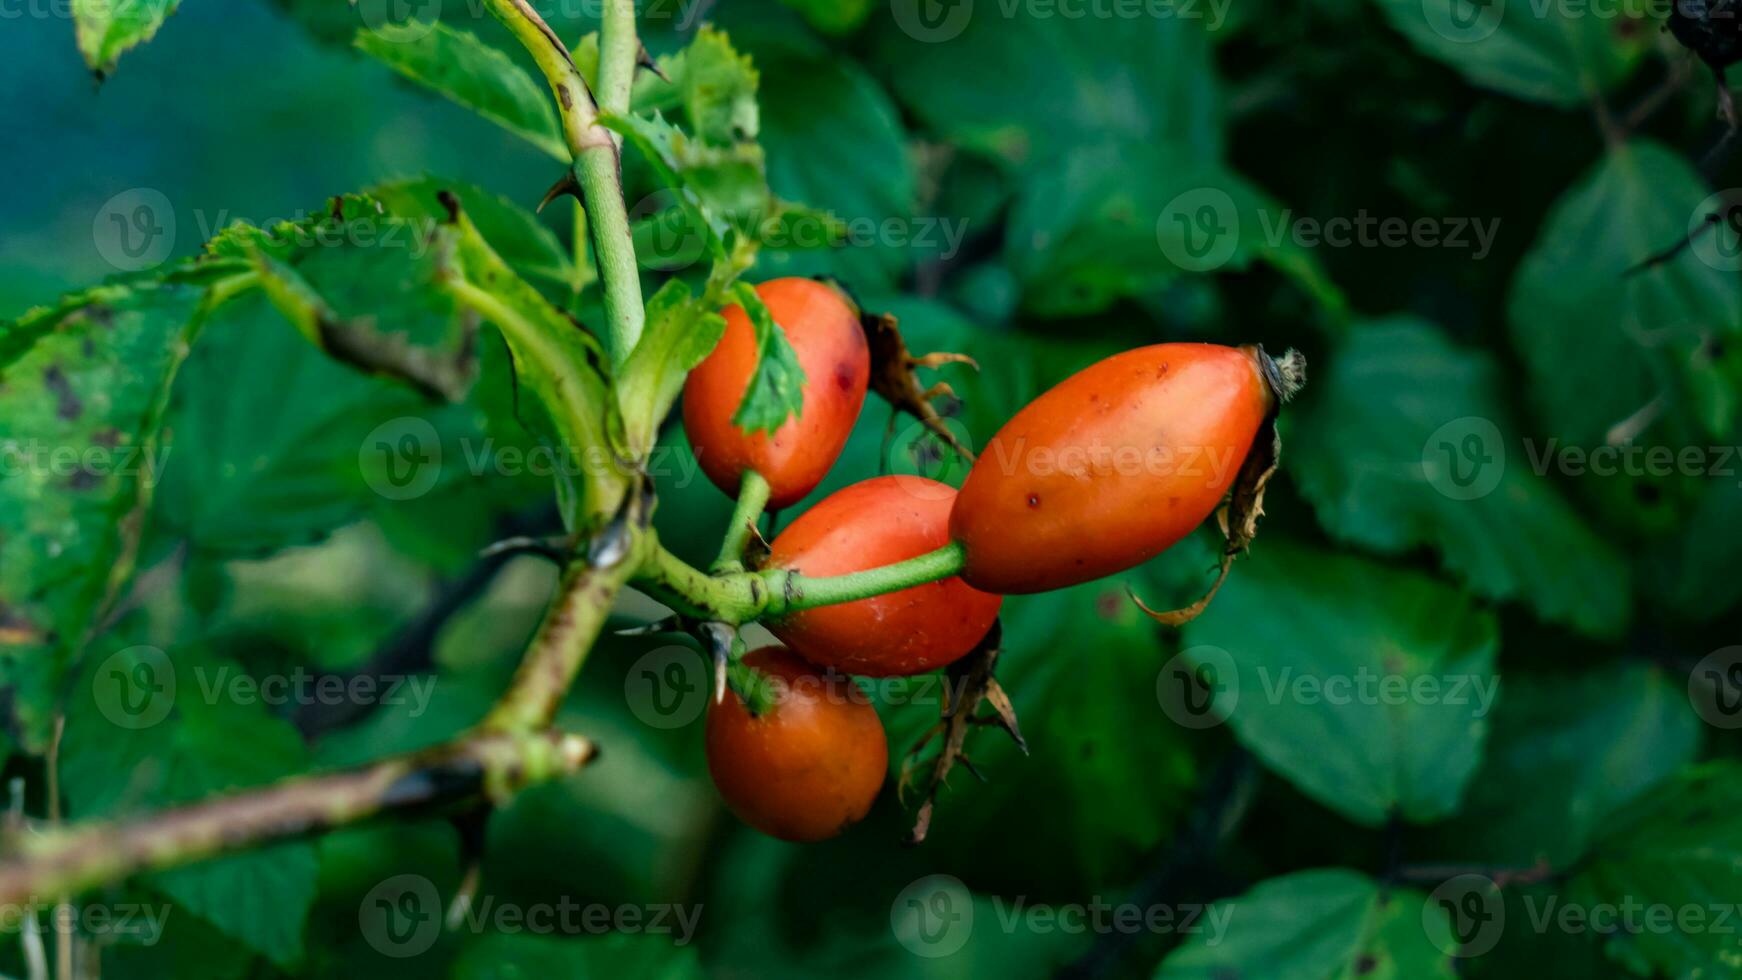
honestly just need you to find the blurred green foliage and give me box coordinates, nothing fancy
[4,0,1742,978]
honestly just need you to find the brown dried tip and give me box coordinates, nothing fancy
[899,623,1023,844]
[1131,407,1285,627]
[861,310,979,464]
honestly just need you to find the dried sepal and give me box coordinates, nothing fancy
[899,622,1023,844]
[1132,386,1287,627]
[861,310,978,464]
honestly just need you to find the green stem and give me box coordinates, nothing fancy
[577,148,644,363]
[636,538,968,625]
[713,470,772,572]
[596,0,639,120]
[481,0,644,365]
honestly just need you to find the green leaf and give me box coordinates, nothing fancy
[1369,0,1650,108]
[1006,142,1345,317]
[629,25,761,145]
[1180,542,1500,827]
[872,8,1222,171]
[153,294,433,555]
[617,280,727,455]
[752,38,916,291]
[1641,479,1742,621]
[1507,140,1741,534]
[451,931,704,980]
[1155,869,1455,979]
[356,22,568,160]
[728,281,807,435]
[61,641,319,967]
[607,109,764,253]
[1426,662,1700,868]
[0,281,206,748]
[1567,761,1742,979]
[73,0,182,77]
[1290,317,1630,637]
[368,176,582,294]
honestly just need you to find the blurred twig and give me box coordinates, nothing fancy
[1058,750,1258,980]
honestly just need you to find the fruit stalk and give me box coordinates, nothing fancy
[712,469,773,572]
[636,538,969,624]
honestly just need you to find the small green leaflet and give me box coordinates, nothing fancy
[626,25,761,145]
[617,280,727,455]
[1370,0,1649,108]
[73,0,181,78]
[355,22,568,160]
[729,281,806,435]
[1290,317,1630,637]
[1155,869,1456,978]
[1180,541,1499,827]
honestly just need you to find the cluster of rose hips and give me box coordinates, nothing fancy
[683,278,1281,842]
